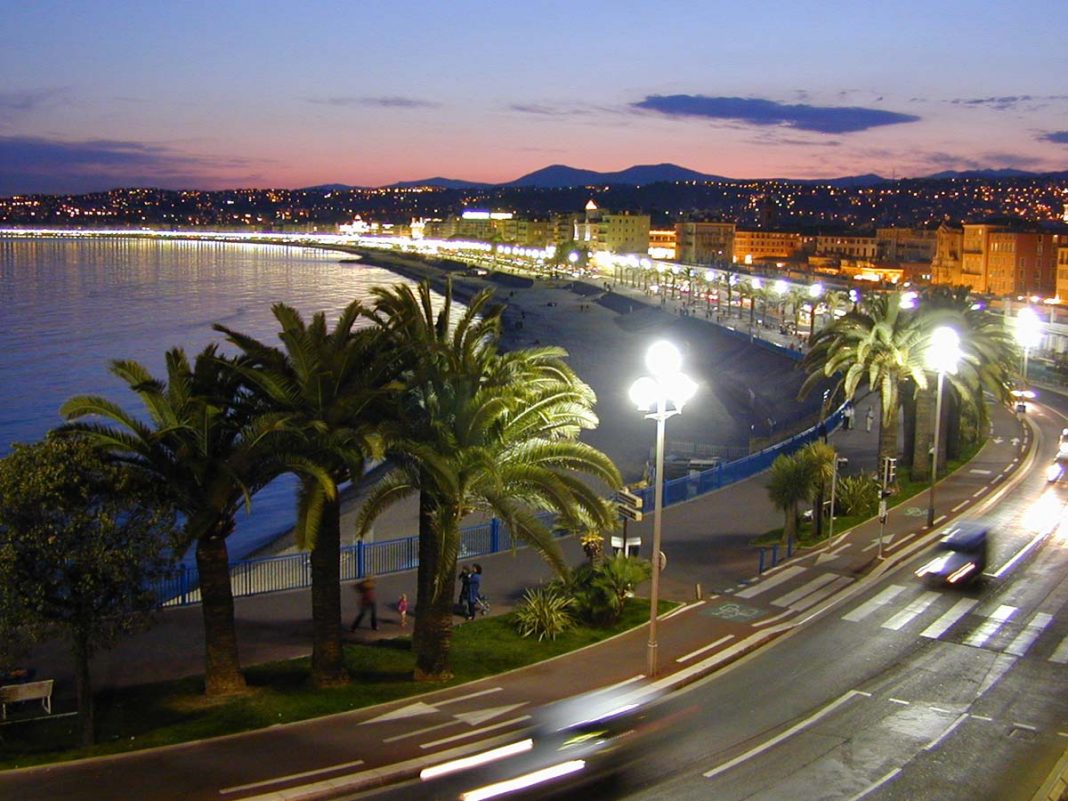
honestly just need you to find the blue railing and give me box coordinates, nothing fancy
[156,408,844,607]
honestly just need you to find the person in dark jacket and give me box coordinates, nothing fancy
[465,564,482,620]
[458,566,471,612]
[350,577,378,631]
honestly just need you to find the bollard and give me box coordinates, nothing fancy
[758,548,766,574]
[695,583,703,600]
[771,544,779,566]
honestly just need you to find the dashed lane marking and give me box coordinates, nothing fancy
[735,565,806,598]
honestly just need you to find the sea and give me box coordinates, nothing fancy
[0,235,428,563]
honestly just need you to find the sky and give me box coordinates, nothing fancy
[2,0,1067,196]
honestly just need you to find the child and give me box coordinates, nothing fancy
[397,593,409,628]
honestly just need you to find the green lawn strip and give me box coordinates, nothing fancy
[752,440,984,548]
[0,598,673,770]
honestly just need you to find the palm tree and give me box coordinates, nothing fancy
[61,346,304,695]
[766,452,812,547]
[801,291,929,465]
[908,287,1018,478]
[358,280,621,680]
[215,301,391,686]
[797,440,836,540]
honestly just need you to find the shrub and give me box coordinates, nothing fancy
[836,473,880,517]
[550,555,652,627]
[513,587,574,641]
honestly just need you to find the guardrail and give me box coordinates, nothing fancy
[155,409,845,608]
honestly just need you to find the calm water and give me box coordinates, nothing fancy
[0,236,426,561]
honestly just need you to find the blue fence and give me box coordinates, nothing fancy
[156,407,844,607]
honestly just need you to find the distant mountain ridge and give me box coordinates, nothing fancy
[374,163,1065,192]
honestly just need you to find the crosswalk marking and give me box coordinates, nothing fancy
[772,574,838,608]
[963,605,1017,648]
[882,591,940,631]
[842,585,905,622]
[1050,636,1068,665]
[736,565,806,598]
[1005,613,1054,657]
[921,598,978,639]
[791,576,853,612]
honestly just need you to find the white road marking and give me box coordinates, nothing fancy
[971,715,993,722]
[925,713,970,751]
[970,469,993,475]
[1049,635,1068,664]
[882,591,940,631]
[972,489,986,498]
[735,565,806,598]
[772,574,838,608]
[977,653,1017,697]
[933,514,947,526]
[993,530,1049,578]
[843,768,901,801]
[964,604,1018,648]
[220,760,365,794]
[454,703,527,727]
[889,698,910,705]
[1013,722,1038,731]
[662,599,706,620]
[1005,612,1054,657]
[790,576,853,612]
[601,675,646,691]
[384,719,459,743]
[842,585,906,622]
[921,598,978,639]
[677,634,735,664]
[362,701,439,725]
[437,687,502,707]
[420,716,530,750]
[751,609,796,628]
[951,501,969,512]
[862,535,894,553]
[703,690,870,779]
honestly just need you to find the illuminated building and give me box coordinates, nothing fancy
[931,222,963,285]
[1056,244,1068,301]
[648,229,677,260]
[674,221,733,265]
[876,226,938,262]
[960,220,1063,296]
[733,229,803,264]
[575,201,650,256]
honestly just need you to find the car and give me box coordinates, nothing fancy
[1047,456,1068,483]
[915,520,989,586]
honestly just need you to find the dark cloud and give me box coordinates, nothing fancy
[1040,131,1068,144]
[631,94,920,133]
[306,95,436,109]
[0,88,66,113]
[951,95,1068,111]
[508,102,599,118]
[0,136,260,195]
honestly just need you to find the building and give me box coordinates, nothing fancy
[960,220,1062,297]
[648,229,677,260]
[674,221,734,265]
[814,234,879,260]
[931,222,963,285]
[575,201,650,255]
[1056,244,1068,301]
[876,226,938,262]
[733,229,803,264]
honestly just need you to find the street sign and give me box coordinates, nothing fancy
[616,488,644,521]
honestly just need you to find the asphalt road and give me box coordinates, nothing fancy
[596,397,1068,801]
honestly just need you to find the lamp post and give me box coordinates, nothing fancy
[1016,306,1041,383]
[827,456,848,541]
[629,341,696,677]
[926,326,961,527]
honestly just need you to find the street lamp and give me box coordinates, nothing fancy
[925,326,961,527]
[1016,306,1041,383]
[629,341,697,677]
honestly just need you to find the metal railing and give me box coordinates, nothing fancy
[156,408,845,608]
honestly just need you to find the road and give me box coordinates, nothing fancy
[605,397,1068,801]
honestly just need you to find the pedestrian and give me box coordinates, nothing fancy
[844,403,855,430]
[458,566,471,612]
[466,563,483,620]
[350,576,378,631]
[397,593,409,628]
[865,406,874,433]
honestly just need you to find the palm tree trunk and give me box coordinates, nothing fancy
[196,532,246,695]
[310,493,345,686]
[413,490,455,681]
[878,395,899,468]
[911,384,934,480]
[72,628,94,747]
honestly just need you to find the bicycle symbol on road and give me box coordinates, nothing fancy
[903,506,926,517]
[706,602,763,622]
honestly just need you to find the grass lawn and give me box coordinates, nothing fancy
[0,598,672,770]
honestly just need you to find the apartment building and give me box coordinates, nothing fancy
[675,221,734,265]
[960,220,1062,296]
[733,229,803,264]
[876,226,938,262]
[576,201,650,255]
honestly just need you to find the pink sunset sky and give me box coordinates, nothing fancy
[2,0,1066,195]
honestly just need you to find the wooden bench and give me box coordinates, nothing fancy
[0,679,53,719]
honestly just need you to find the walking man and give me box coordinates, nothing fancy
[350,577,378,631]
[465,564,483,620]
[865,406,874,433]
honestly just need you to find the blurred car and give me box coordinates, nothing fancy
[1047,456,1068,483]
[409,685,685,801]
[915,520,989,586]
